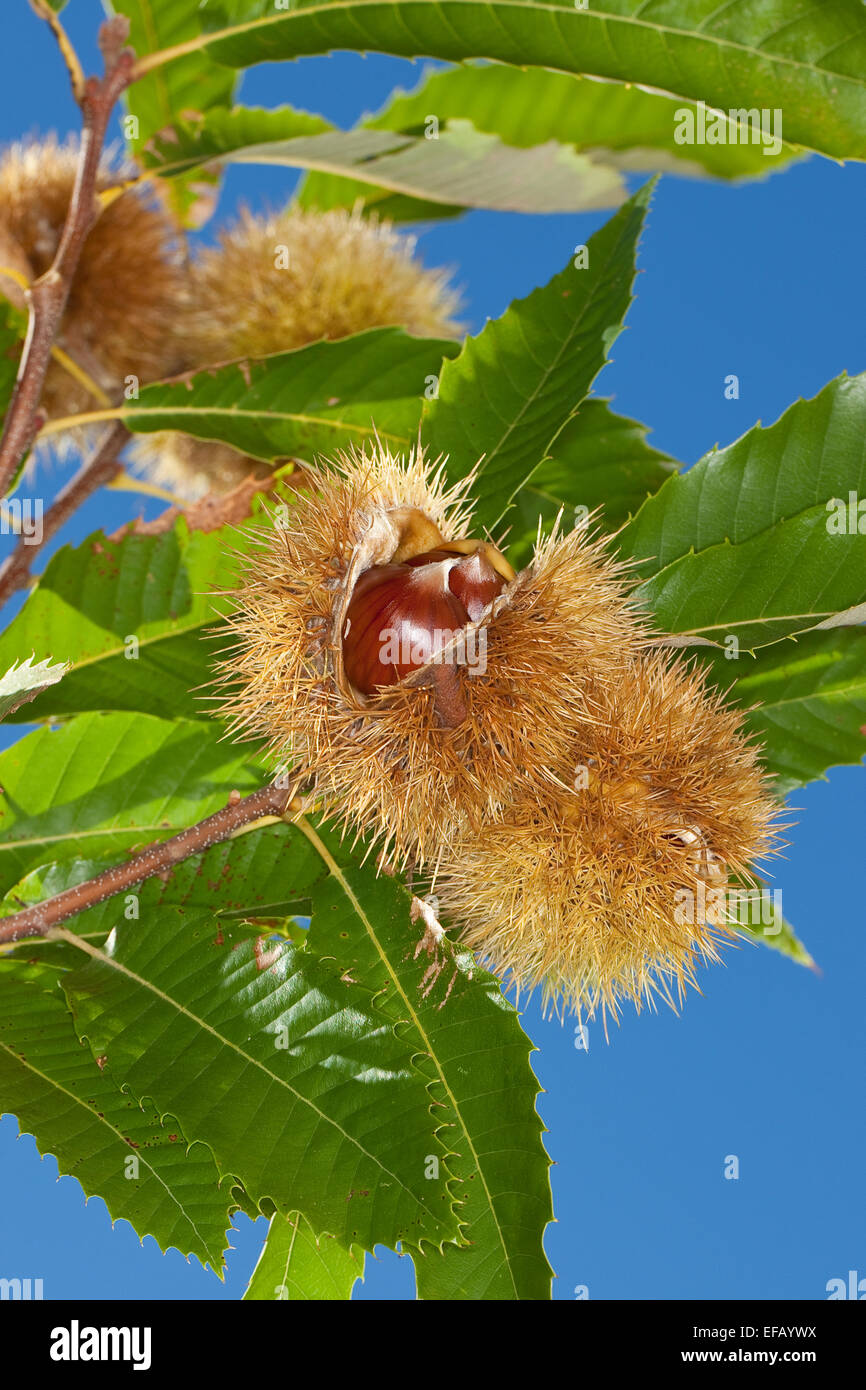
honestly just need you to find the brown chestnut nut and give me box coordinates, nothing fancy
[342,545,507,696]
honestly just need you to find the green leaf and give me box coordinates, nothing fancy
[698,628,866,795]
[141,103,334,181]
[0,712,264,895]
[147,104,626,215]
[108,1,236,226]
[29,814,553,1296]
[68,329,457,462]
[0,960,232,1272]
[62,907,461,1253]
[112,0,235,136]
[0,656,68,722]
[298,62,800,219]
[244,1212,365,1300]
[422,183,652,534]
[617,374,866,649]
[722,881,816,971]
[507,398,678,569]
[302,822,553,1300]
[0,520,240,723]
[185,0,866,162]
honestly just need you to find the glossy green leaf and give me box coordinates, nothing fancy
[0,961,232,1271]
[422,183,652,533]
[62,906,460,1253]
[0,712,264,894]
[184,0,866,161]
[289,116,623,217]
[19,813,553,1296]
[618,374,866,649]
[244,1212,365,1299]
[141,103,334,181]
[298,62,800,219]
[699,628,866,795]
[507,398,678,569]
[302,822,553,1300]
[70,330,457,462]
[147,104,626,215]
[722,880,815,971]
[0,520,242,723]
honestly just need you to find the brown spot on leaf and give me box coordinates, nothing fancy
[254,936,281,972]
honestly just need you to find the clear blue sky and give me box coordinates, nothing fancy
[1,1,864,1301]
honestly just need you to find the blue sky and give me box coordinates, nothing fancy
[1,1,864,1300]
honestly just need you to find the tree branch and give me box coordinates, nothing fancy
[0,783,298,945]
[0,422,130,605]
[0,16,135,496]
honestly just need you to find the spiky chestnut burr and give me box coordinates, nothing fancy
[132,206,463,498]
[0,137,185,432]
[434,647,783,1022]
[217,444,648,866]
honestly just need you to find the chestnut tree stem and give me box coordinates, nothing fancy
[0,783,295,945]
[0,16,135,497]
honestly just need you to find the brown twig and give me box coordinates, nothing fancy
[0,423,130,605]
[0,783,296,945]
[0,15,135,497]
